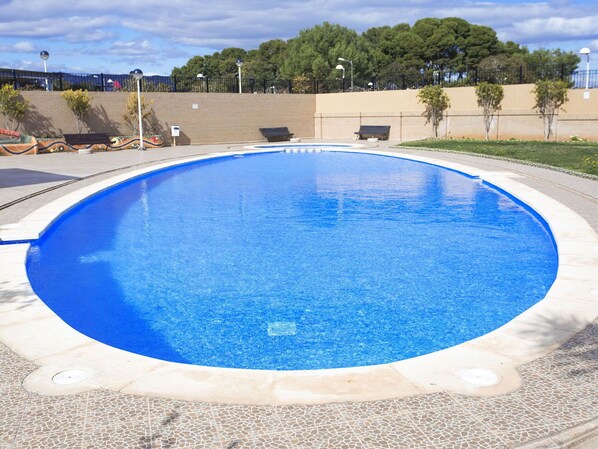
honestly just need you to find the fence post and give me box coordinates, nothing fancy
[205,77,209,93]
[474,68,478,85]
[59,72,63,91]
[12,70,17,89]
[519,66,523,84]
[263,79,267,93]
[173,76,177,92]
[100,73,104,91]
[288,80,292,94]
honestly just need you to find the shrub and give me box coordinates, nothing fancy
[475,82,504,140]
[532,80,569,141]
[417,85,450,138]
[0,84,29,131]
[123,92,158,135]
[61,89,93,133]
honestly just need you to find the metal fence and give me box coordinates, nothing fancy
[1,66,596,94]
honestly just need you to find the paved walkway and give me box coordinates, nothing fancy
[0,143,597,449]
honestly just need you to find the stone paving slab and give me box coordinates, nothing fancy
[0,142,596,448]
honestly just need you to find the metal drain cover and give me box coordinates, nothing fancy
[458,368,500,386]
[52,369,89,385]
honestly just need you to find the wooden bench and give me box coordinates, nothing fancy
[354,125,391,140]
[259,127,294,142]
[63,133,112,149]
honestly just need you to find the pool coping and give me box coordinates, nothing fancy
[0,146,597,405]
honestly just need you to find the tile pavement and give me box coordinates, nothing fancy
[0,144,596,448]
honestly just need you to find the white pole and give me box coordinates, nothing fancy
[136,78,144,151]
[43,60,48,91]
[238,65,242,94]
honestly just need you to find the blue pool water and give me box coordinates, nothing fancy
[27,151,558,370]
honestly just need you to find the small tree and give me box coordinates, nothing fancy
[417,85,450,138]
[0,84,29,131]
[532,80,569,141]
[61,89,93,133]
[123,92,153,135]
[475,82,504,140]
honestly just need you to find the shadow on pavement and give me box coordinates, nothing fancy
[0,169,78,188]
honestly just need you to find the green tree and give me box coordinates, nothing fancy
[411,18,499,74]
[0,84,28,131]
[475,82,504,140]
[61,89,93,133]
[280,22,374,81]
[525,49,580,80]
[417,85,450,138]
[216,47,248,77]
[245,39,287,80]
[172,55,207,79]
[478,53,530,83]
[464,25,500,69]
[532,80,569,141]
[497,40,528,55]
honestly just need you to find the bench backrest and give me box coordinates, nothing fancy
[259,127,292,137]
[357,126,390,134]
[63,133,111,145]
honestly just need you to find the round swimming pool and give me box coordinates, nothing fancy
[26,150,558,370]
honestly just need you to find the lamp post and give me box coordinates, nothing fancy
[236,58,243,94]
[40,51,49,91]
[335,63,345,90]
[338,57,353,91]
[131,69,145,151]
[580,47,591,90]
[197,73,205,92]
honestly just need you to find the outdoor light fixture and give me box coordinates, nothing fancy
[338,57,353,91]
[236,59,243,94]
[580,47,591,91]
[40,51,50,91]
[130,68,145,151]
[335,64,345,79]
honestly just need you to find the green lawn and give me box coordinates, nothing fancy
[397,139,598,176]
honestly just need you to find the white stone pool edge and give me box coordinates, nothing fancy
[0,147,597,405]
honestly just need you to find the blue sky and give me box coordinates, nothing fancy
[0,0,597,75]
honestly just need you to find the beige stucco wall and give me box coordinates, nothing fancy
[19,91,316,145]
[315,85,598,141]
[14,85,598,145]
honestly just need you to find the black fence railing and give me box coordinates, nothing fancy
[1,66,596,94]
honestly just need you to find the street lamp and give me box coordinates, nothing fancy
[236,58,243,94]
[335,63,345,90]
[40,51,49,91]
[197,73,205,92]
[580,47,591,90]
[130,69,145,151]
[338,57,353,91]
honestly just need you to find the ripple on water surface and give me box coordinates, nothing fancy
[27,151,558,370]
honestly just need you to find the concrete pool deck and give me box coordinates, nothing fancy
[0,141,597,448]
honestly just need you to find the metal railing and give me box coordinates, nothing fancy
[1,66,596,94]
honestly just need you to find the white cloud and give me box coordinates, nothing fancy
[507,15,598,43]
[13,41,35,52]
[108,40,153,55]
[0,41,36,52]
[0,0,597,74]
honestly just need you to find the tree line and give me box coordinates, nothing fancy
[171,18,581,82]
